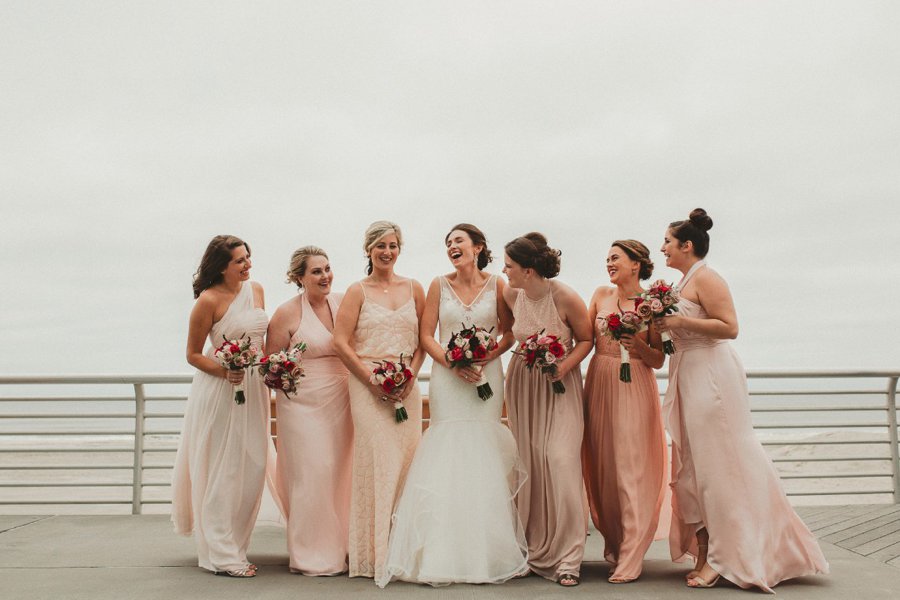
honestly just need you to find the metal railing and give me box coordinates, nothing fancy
[0,370,897,514]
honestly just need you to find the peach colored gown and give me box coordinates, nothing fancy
[171,281,270,573]
[272,292,353,575]
[347,281,422,580]
[505,287,586,581]
[582,326,668,581]
[664,264,828,592]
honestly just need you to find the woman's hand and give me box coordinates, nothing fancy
[225,368,245,385]
[619,332,650,354]
[397,377,419,400]
[452,364,483,384]
[371,383,401,404]
[549,360,571,382]
[654,315,681,333]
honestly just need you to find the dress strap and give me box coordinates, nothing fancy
[358,281,368,300]
[677,260,707,290]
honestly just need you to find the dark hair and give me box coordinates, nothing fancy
[504,232,561,279]
[669,208,713,258]
[192,235,250,299]
[445,223,493,270]
[611,239,654,280]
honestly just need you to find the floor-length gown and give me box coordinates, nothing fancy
[582,328,667,581]
[273,292,353,575]
[348,281,423,580]
[171,281,270,573]
[505,287,586,581]
[377,276,529,587]
[664,263,828,592]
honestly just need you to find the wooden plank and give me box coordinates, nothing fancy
[824,509,900,543]
[814,505,900,538]
[796,506,847,524]
[861,537,900,562]
[837,518,900,549]
[802,505,878,530]
[887,554,900,567]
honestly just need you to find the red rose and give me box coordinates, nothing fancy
[634,297,643,309]
[549,341,565,358]
[450,347,464,362]
[283,361,294,370]
[607,314,622,329]
[526,351,536,365]
[381,379,395,392]
[259,356,268,364]
[473,346,487,359]
[403,369,414,380]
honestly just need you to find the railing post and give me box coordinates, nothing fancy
[132,383,146,515]
[887,376,900,504]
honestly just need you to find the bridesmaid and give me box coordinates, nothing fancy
[657,209,828,591]
[333,220,426,582]
[267,246,353,575]
[582,240,667,584]
[501,232,593,587]
[171,235,269,578]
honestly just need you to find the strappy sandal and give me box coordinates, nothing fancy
[687,573,721,588]
[557,573,580,587]
[214,566,256,578]
[686,543,708,580]
[608,575,636,584]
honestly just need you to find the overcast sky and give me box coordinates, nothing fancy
[2,1,898,374]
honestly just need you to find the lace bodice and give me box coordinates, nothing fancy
[438,275,498,346]
[207,281,267,356]
[511,286,572,349]
[353,281,419,360]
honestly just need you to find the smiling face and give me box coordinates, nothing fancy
[368,233,400,272]
[221,244,251,284]
[502,253,528,289]
[607,245,639,286]
[300,255,333,297]
[661,228,690,270]
[445,229,482,269]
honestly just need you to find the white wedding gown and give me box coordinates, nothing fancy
[376,275,529,588]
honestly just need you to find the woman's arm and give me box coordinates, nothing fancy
[491,277,517,358]
[265,299,299,355]
[186,293,240,382]
[419,278,448,366]
[550,284,593,381]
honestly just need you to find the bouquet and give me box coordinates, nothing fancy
[258,342,308,396]
[213,335,261,404]
[514,329,567,394]
[597,310,645,383]
[445,324,499,400]
[635,280,680,354]
[370,354,414,423]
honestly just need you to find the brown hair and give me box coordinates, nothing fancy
[363,220,402,275]
[611,239,654,281]
[192,235,249,299]
[504,232,561,279]
[286,246,329,289]
[669,208,714,258]
[445,223,493,270]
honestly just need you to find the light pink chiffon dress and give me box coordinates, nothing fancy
[505,287,586,581]
[272,292,353,575]
[582,327,668,581]
[664,264,828,592]
[171,281,270,574]
[347,281,422,580]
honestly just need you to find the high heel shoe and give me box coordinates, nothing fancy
[686,543,708,580]
[687,574,721,588]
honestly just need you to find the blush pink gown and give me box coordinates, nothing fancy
[272,292,353,575]
[582,325,668,581]
[171,281,270,574]
[347,281,422,580]
[664,264,828,592]
[505,287,586,581]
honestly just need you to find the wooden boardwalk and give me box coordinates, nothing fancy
[797,504,900,568]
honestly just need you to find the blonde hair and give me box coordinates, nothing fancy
[363,220,403,274]
[285,246,329,289]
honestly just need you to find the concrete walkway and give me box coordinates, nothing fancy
[1,513,897,600]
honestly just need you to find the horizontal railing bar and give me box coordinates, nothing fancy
[761,441,889,446]
[0,465,134,470]
[784,490,894,496]
[0,500,133,505]
[751,407,886,413]
[779,473,889,479]
[0,483,136,488]
[0,448,138,453]
[749,390,884,396]
[0,397,137,403]
[0,431,137,436]
[0,375,194,385]
[0,414,137,419]
[753,424,887,429]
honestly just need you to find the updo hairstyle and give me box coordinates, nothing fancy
[504,232,561,279]
[192,235,249,299]
[612,239,654,280]
[363,220,403,275]
[669,208,714,258]
[285,246,329,289]
[445,223,493,270]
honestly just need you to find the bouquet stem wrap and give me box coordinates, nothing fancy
[471,365,494,401]
[661,331,676,355]
[393,400,409,423]
[550,365,566,394]
[231,378,246,405]
[618,344,631,383]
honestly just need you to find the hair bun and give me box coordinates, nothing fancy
[689,208,713,232]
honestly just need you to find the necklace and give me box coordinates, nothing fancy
[370,277,392,293]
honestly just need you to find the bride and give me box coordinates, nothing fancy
[376,223,529,587]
